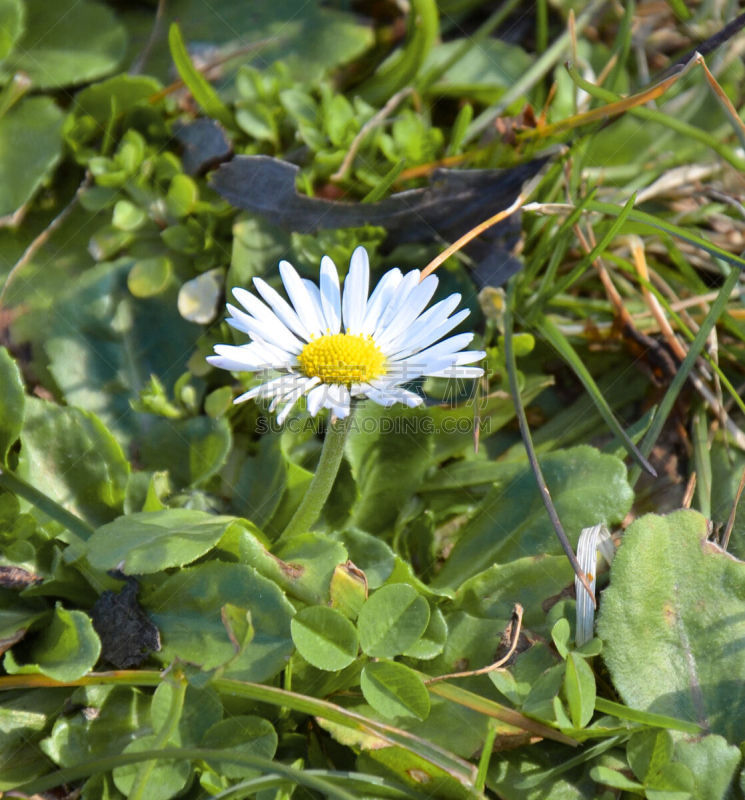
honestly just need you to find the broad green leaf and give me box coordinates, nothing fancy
[454,554,571,633]
[346,404,433,533]
[43,260,201,446]
[144,562,294,682]
[551,618,571,660]
[403,606,447,660]
[675,734,740,800]
[627,730,674,784]
[4,0,126,89]
[200,716,278,779]
[357,583,430,658]
[432,446,633,589]
[0,346,23,463]
[273,533,348,605]
[151,683,222,746]
[140,416,232,487]
[112,735,191,799]
[360,660,431,721]
[589,765,644,792]
[5,603,100,681]
[0,0,23,61]
[291,605,358,671]
[0,96,64,216]
[16,397,129,530]
[338,527,395,589]
[86,510,245,574]
[42,686,151,767]
[74,74,162,124]
[424,38,534,102]
[597,510,745,741]
[563,653,595,729]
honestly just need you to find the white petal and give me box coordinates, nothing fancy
[342,246,369,334]
[319,256,341,334]
[249,278,311,341]
[231,287,306,349]
[374,274,439,350]
[373,269,420,338]
[273,376,319,423]
[398,333,475,368]
[360,267,402,336]
[279,260,324,338]
[324,384,351,418]
[234,374,311,404]
[303,279,330,334]
[388,307,470,360]
[367,385,424,408]
[425,365,484,379]
[226,303,303,354]
[306,384,328,416]
[208,343,280,372]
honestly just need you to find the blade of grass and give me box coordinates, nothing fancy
[14,748,360,800]
[594,697,702,733]
[629,266,741,486]
[536,315,656,475]
[0,670,477,786]
[531,193,637,311]
[168,23,234,128]
[464,0,606,143]
[586,200,745,272]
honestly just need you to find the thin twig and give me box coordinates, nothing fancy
[0,172,92,309]
[129,0,167,76]
[424,604,524,685]
[505,292,596,604]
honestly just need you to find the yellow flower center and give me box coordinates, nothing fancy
[298,333,386,385]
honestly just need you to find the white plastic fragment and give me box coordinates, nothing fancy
[575,523,614,647]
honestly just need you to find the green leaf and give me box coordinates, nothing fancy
[112,736,191,800]
[144,562,294,682]
[4,0,126,89]
[5,603,101,681]
[200,716,278,779]
[16,397,129,530]
[167,23,233,128]
[597,509,745,741]
[432,446,633,589]
[127,256,173,298]
[86,510,246,575]
[139,416,232,487]
[74,74,162,124]
[0,96,64,216]
[346,404,433,533]
[589,765,644,792]
[291,605,359,671]
[627,730,673,784]
[0,346,23,463]
[675,734,740,800]
[454,554,572,634]
[0,0,23,62]
[360,660,431,721]
[402,606,447,660]
[43,260,201,446]
[42,686,152,767]
[357,583,430,658]
[551,618,571,660]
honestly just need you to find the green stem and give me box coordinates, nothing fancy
[280,410,355,540]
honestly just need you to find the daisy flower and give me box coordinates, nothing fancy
[208,246,485,423]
